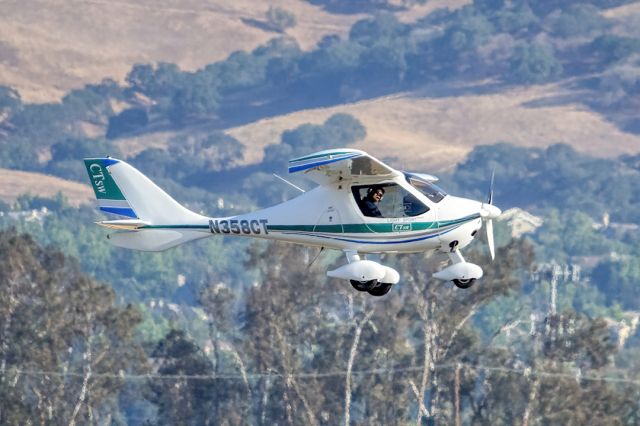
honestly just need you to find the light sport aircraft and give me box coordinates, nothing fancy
[84,149,501,296]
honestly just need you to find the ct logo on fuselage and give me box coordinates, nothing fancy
[209,219,269,235]
[393,223,412,232]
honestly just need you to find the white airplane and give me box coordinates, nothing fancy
[84,148,501,296]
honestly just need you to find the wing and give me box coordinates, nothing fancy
[288,148,400,185]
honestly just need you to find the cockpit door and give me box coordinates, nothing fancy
[315,205,343,233]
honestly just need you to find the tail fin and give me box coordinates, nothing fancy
[83,158,208,251]
[83,158,204,223]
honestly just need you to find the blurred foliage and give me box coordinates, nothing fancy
[0,229,148,424]
[508,42,563,84]
[448,143,640,224]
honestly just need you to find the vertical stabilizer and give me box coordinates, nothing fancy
[83,158,205,224]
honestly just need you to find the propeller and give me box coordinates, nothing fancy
[480,169,501,261]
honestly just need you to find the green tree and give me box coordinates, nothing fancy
[545,4,609,38]
[508,42,563,84]
[62,84,116,126]
[593,257,640,309]
[213,51,266,93]
[168,73,220,126]
[149,329,227,425]
[349,13,408,48]
[106,107,149,139]
[590,35,640,65]
[128,62,183,100]
[48,137,122,181]
[0,229,147,424]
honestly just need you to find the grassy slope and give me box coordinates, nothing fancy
[227,81,640,172]
[0,168,93,207]
[0,0,362,102]
[115,80,640,174]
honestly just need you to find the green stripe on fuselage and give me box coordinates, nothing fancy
[268,214,479,234]
[140,214,480,234]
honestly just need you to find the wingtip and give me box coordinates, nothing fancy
[84,157,120,167]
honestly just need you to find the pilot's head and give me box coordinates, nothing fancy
[369,186,385,202]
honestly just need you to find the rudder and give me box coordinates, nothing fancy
[83,158,205,224]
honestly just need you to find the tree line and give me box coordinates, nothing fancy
[2,229,638,424]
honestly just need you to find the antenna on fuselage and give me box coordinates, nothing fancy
[272,173,305,193]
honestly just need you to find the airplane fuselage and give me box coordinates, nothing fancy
[138,173,485,255]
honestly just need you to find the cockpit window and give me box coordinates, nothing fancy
[405,173,447,203]
[352,184,429,218]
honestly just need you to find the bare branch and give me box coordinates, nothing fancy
[68,316,93,426]
[344,308,375,426]
[409,379,430,419]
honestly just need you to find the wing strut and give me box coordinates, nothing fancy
[273,173,305,193]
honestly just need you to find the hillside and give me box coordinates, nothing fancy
[228,82,640,172]
[0,168,93,207]
[1,0,639,195]
[115,81,640,173]
[0,0,472,103]
[0,0,360,102]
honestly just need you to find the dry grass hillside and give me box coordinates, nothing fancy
[0,0,468,103]
[1,0,639,202]
[224,82,640,172]
[115,80,640,174]
[0,0,360,102]
[0,168,93,207]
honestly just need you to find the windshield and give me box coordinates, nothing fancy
[405,173,447,203]
[352,183,429,218]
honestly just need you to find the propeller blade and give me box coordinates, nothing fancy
[487,168,495,205]
[486,219,495,261]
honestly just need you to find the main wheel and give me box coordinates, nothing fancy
[452,278,476,289]
[367,282,393,297]
[350,279,378,292]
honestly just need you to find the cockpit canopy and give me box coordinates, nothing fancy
[404,172,447,203]
[352,183,430,218]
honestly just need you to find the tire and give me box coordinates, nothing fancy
[350,279,378,292]
[452,278,476,289]
[367,282,393,297]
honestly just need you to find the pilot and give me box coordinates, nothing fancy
[362,186,385,217]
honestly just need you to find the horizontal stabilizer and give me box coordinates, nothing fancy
[97,219,151,230]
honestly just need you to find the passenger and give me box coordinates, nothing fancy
[362,186,385,217]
